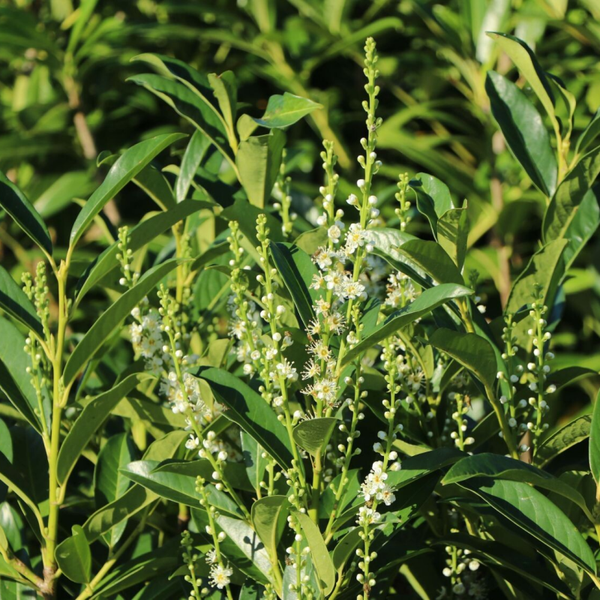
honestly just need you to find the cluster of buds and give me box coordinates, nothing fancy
[438,544,484,599]
[116,226,140,289]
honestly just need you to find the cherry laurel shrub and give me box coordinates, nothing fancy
[1,36,600,600]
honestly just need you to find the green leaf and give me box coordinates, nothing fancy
[0,172,52,255]
[94,433,135,547]
[0,266,43,337]
[543,147,600,266]
[460,478,597,574]
[208,71,238,133]
[252,92,322,129]
[429,328,497,392]
[294,511,335,594]
[575,107,600,156]
[69,133,186,247]
[128,74,233,166]
[443,453,593,520]
[293,418,338,456]
[590,390,600,492]
[63,259,180,386]
[341,284,473,366]
[236,131,286,208]
[252,495,289,566]
[57,373,150,485]
[0,317,42,432]
[270,242,317,329]
[486,32,559,136]
[486,70,557,197]
[75,200,212,306]
[409,173,453,238]
[437,205,469,270]
[132,164,176,211]
[198,367,295,469]
[397,239,464,285]
[176,130,211,203]
[55,525,91,584]
[535,415,591,468]
[241,432,269,494]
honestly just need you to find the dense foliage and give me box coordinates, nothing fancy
[1,2,600,599]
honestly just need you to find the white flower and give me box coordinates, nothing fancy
[209,563,233,589]
[357,505,381,526]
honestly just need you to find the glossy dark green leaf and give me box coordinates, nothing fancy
[0,172,52,255]
[543,147,600,266]
[429,328,497,391]
[63,259,180,386]
[294,511,335,594]
[176,130,211,202]
[486,32,558,135]
[221,198,284,246]
[251,496,289,566]
[460,478,596,574]
[341,284,472,366]
[437,205,469,269]
[409,173,453,237]
[252,92,321,129]
[57,373,150,485]
[397,239,464,285]
[75,200,212,305]
[94,433,136,547]
[216,514,273,583]
[198,367,295,469]
[536,415,591,468]
[132,164,176,211]
[70,133,186,246]
[0,266,43,337]
[443,453,593,519]
[55,525,91,584]
[241,432,269,493]
[293,418,338,456]
[0,317,41,432]
[486,70,557,196]
[270,242,317,329]
[236,131,286,208]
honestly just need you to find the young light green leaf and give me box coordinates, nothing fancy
[63,259,180,386]
[293,418,338,456]
[460,478,597,574]
[55,525,91,584]
[486,70,557,197]
[198,367,295,469]
[486,32,559,136]
[294,511,335,594]
[176,130,211,202]
[208,71,238,133]
[236,130,286,208]
[396,239,464,285]
[57,374,150,485]
[0,266,43,337]
[252,496,289,566]
[252,92,322,129]
[575,107,600,157]
[75,200,213,306]
[543,147,600,260]
[429,328,497,392]
[70,133,186,246]
[437,205,469,270]
[409,173,453,237]
[270,242,317,329]
[341,284,473,366]
[0,173,52,256]
[536,415,591,468]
